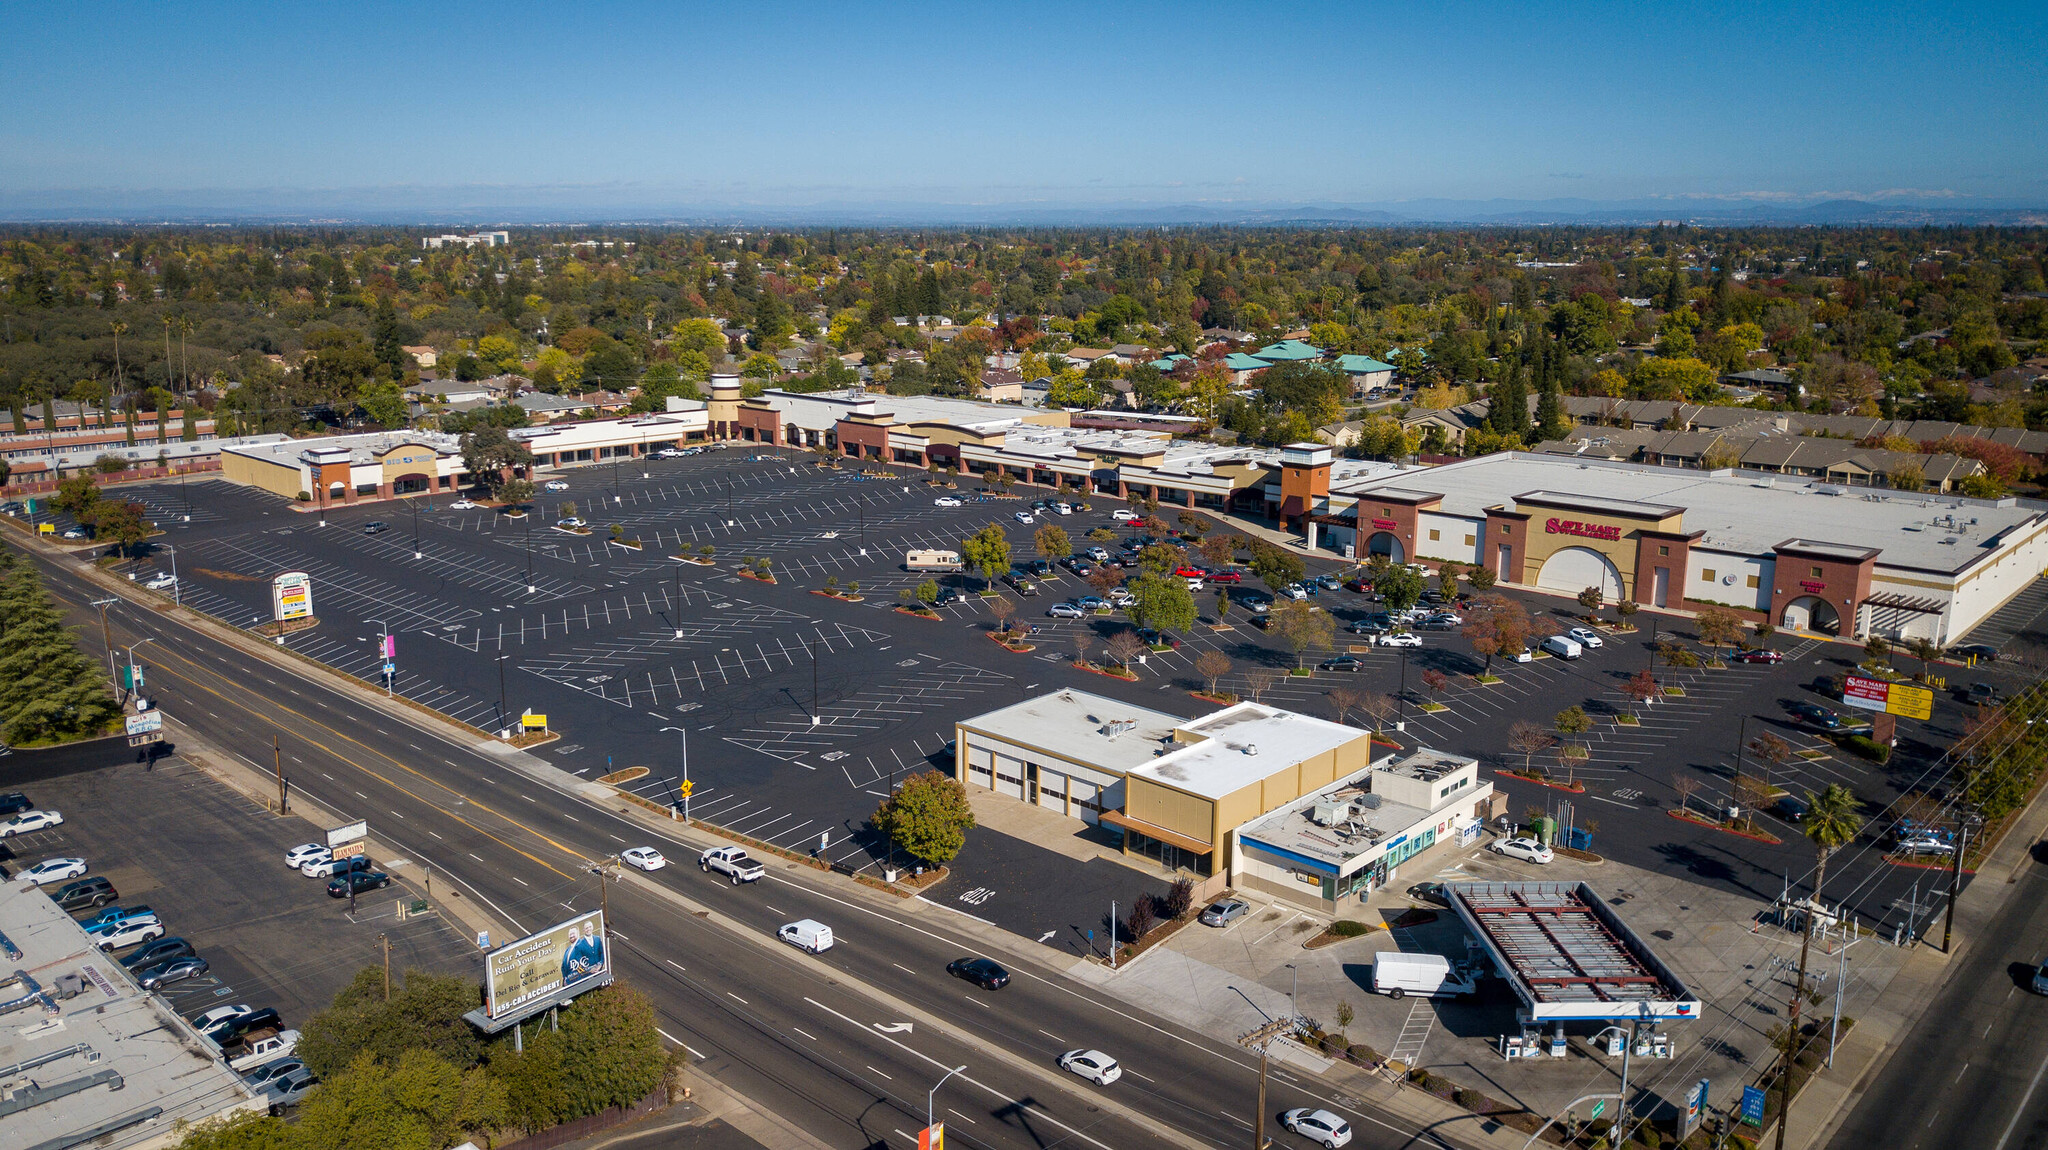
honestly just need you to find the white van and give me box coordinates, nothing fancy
[778,919,834,953]
[1540,635,1583,660]
[1371,952,1477,999]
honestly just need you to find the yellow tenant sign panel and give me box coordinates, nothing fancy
[1842,675,1934,721]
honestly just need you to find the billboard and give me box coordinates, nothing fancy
[272,572,314,621]
[1842,675,1934,721]
[485,910,608,1020]
[327,820,368,847]
[125,712,163,735]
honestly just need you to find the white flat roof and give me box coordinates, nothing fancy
[1235,764,1432,870]
[225,430,461,468]
[1134,702,1363,799]
[958,689,1185,773]
[1342,452,2044,574]
[0,879,261,1148]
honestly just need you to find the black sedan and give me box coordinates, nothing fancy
[136,955,210,990]
[1732,649,1784,663]
[1790,702,1842,729]
[120,936,195,969]
[1318,654,1366,673]
[946,957,1010,990]
[326,871,392,898]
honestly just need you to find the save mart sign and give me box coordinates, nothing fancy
[1843,675,1933,721]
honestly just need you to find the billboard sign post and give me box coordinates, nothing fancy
[1739,1085,1767,1127]
[272,572,314,623]
[326,820,368,848]
[484,910,609,1021]
[1842,675,1933,721]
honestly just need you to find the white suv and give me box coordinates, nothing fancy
[1492,837,1555,865]
[94,919,167,952]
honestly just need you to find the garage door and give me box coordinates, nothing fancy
[1536,546,1625,601]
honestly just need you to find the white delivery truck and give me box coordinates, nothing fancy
[906,549,965,572]
[1371,952,1477,999]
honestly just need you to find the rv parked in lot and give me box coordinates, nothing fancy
[905,549,965,572]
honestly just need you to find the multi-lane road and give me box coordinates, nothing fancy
[20,541,1467,1150]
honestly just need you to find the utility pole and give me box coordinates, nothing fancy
[381,933,391,1001]
[588,856,621,929]
[274,733,287,813]
[1943,809,1983,954]
[1238,1017,1294,1149]
[90,597,119,683]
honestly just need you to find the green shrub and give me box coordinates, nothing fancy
[1346,1042,1379,1064]
[1453,1087,1483,1110]
[1328,920,1370,938]
[1844,735,1891,763]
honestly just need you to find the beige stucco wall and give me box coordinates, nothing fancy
[220,449,306,499]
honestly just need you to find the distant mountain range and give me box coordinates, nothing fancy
[2,188,2043,228]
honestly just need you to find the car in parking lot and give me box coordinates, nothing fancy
[1047,602,1085,619]
[361,521,388,535]
[1207,569,1243,584]
[1318,654,1366,673]
[135,955,210,990]
[1961,681,2003,706]
[1111,509,1142,522]
[1491,837,1554,865]
[302,854,372,879]
[243,1058,310,1092]
[326,871,391,898]
[1238,592,1272,614]
[121,937,196,970]
[0,792,30,816]
[1774,794,1809,822]
[50,876,118,912]
[1790,702,1843,729]
[92,918,166,951]
[1135,629,1180,649]
[933,496,962,507]
[1073,595,1107,611]
[21,857,88,885]
[1024,559,1056,578]
[1406,882,1451,908]
[1059,1049,1122,1085]
[1342,577,1376,594]
[1060,558,1094,577]
[144,572,178,591]
[932,587,968,606]
[543,480,570,491]
[947,957,1011,989]
[80,904,157,932]
[1107,587,1134,607]
[556,516,588,528]
[1413,614,1459,631]
[1199,898,1249,927]
[1894,831,1954,855]
[284,843,331,869]
[1348,619,1389,636]
[1564,626,1602,648]
[1013,510,1035,524]
[195,1005,279,1043]
[1733,648,1784,664]
[621,846,667,871]
[1375,631,1422,648]
[448,498,479,510]
[1,808,64,836]
[1281,583,1308,599]
[259,1064,320,1113]
[1951,643,2000,662]
[62,527,88,539]
[1083,546,1111,562]
[1281,1107,1353,1147]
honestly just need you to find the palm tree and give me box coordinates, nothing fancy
[1777,783,1863,1149]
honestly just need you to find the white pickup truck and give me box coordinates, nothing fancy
[699,846,764,884]
[226,1028,301,1072]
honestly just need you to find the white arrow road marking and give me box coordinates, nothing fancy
[874,1021,913,1034]
[1038,930,1057,943]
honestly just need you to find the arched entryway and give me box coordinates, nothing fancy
[1782,595,1841,635]
[390,471,432,496]
[1365,531,1405,562]
[1536,546,1625,602]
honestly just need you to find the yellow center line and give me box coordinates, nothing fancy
[143,639,588,882]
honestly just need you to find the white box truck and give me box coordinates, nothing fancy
[1371,952,1477,999]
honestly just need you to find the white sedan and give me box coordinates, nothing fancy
[622,847,667,871]
[448,499,479,510]
[1492,837,1555,865]
[1013,511,1035,524]
[144,573,178,591]
[1,809,64,836]
[1566,627,1605,649]
[1059,1049,1122,1086]
[20,857,89,886]
[933,496,962,507]
[1375,632,1422,648]
[1281,1108,1353,1147]
[284,843,330,869]
[543,480,570,491]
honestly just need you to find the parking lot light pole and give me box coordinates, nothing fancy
[164,543,180,606]
[496,654,510,735]
[660,726,691,822]
[806,637,820,725]
[524,513,535,594]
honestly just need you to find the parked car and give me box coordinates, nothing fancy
[1376,632,1422,648]
[121,937,196,970]
[361,521,388,535]
[136,955,210,990]
[1318,655,1366,673]
[20,857,88,886]
[0,809,64,836]
[933,496,962,507]
[93,918,167,951]
[1001,572,1040,596]
[1951,643,2000,662]
[0,792,30,816]
[227,1029,300,1073]
[947,957,1011,990]
[933,587,968,606]
[79,904,157,932]
[1790,702,1843,729]
[1207,570,1243,584]
[1961,681,2003,707]
[50,876,118,912]
[1281,583,1309,600]
[1084,546,1111,562]
[1406,882,1451,908]
[1107,587,1134,607]
[144,572,178,591]
[1111,509,1142,522]
[1774,794,1809,823]
[1060,558,1094,576]
[1059,1049,1122,1086]
[448,499,479,510]
[326,871,391,898]
[302,854,372,879]
[1342,577,1375,594]
[1135,629,1180,649]
[1199,898,1249,927]
[778,919,834,953]
[1013,510,1035,524]
[1024,559,1055,577]
[1564,627,1603,648]
[1491,837,1554,865]
[1047,602,1084,619]
[621,846,667,871]
[1733,649,1784,664]
[283,843,331,869]
[196,1006,280,1044]
[1281,1108,1354,1147]
[543,480,570,491]
[1540,635,1583,660]
[1073,595,1107,611]
[260,1064,320,1114]
[243,1058,309,1091]
[61,527,87,539]
[1895,833,1955,856]
[556,517,588,529]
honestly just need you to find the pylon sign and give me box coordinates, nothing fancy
[918,1123,943,1150]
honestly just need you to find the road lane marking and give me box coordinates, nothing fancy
[869,1066,893,1080]
[728,993,747,1004]
[794,1027,815,1041]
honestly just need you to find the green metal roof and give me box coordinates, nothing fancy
[1148,354,1192,373]
[1224,353,1269,371]
[1336,355,1396,374]
[1252,339,1325,362]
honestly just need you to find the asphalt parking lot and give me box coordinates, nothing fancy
[96,451,2041,944]
[0,754,477,1027]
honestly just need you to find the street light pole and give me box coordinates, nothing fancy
[369,618,392,697]
[927,1064,967,1139]
[123,637,155,706]
[411,499,422,559]
[497,654,510,734]
[164,543,180,607]
[807,637,820,725]
[661,725,691,823]
[1943,809,1983,953]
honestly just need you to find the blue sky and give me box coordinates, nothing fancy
[3,1,2042,209]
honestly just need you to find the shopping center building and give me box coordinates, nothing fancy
[953,690,1494,907]
[1276,448,2048,644]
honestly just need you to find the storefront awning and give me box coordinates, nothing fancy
[1100,811,1213,855]
[1861,592,1946,616]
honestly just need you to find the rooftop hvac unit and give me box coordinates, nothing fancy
[1310,800,1352,827]
[1101,719,1137,736]
[1357,792,1384,809]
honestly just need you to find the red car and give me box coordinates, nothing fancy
[1174,566,1207,578]
[1207,570,1243,584]
[1733,649,1784,664]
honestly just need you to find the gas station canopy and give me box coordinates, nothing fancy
[1448,881,1701,1024]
